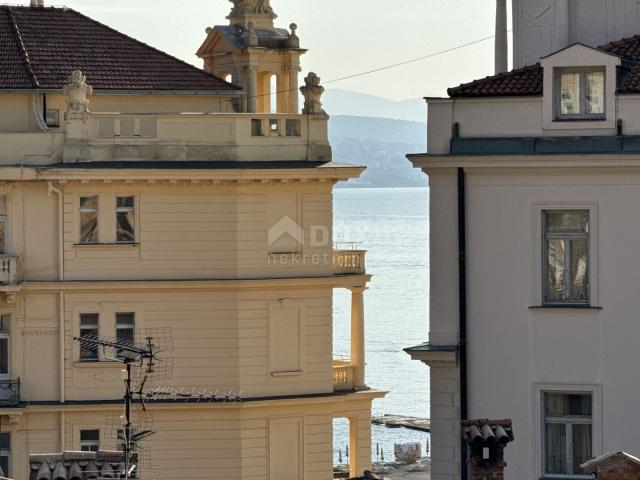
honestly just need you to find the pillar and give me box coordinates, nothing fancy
[288,66,299,114]
[277,72,290,113]
[350,286,366,389]
[495,0,508,74]
[246,66,258,113]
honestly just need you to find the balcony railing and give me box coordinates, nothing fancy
[333,357,354,392]
[333,249,366,275]
[0,256,21,285]
[0,379,20,407]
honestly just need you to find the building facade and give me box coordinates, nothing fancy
[0,1,382,478]
[407,1,640,479]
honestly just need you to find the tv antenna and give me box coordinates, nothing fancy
[73,328,173,479]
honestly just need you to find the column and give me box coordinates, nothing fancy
[288,66,299,114]
[246,66,258,114]
[277,72,290,113]
[495,0,508,74]
[350,286,366,389]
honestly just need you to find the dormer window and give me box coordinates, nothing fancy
[556,68,605,120]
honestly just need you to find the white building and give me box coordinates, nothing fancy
[407,1,640,479]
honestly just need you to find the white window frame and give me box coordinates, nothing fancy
[78,195,99,244]
[542,209,590,306]
[115,312,135,359]
[554,67,606,121]
[115,195,136,244]
[78,313,99,362]
[80,429,100,452]
[532,203,599,307]
[533,384,602,480]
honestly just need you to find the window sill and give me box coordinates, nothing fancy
[73,243,139,249]
[271,371,303,377]
[529,305,602,310]
[74,361,122,368]
[553,116,606,122]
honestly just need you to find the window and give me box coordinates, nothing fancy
[543,392,592,477]
[45,110,60,128]
[286,119,301,137]
[79,196,98,244]
[80,430,100,452]
[543,210,590,305]
[116,196,135,243]
[556,68,605,119]
[0,315,9,379]
[0,195,7,254]
[251,119,263,136]
[79,314,99,362]
[116,313,135,359]
[0,433,10,477]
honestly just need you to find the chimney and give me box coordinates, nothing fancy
[581,452,640,480]
[495,0,508,74]
[30,0,44,7]
[462,419,515,480]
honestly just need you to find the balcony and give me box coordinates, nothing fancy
[0,256,21,286]
[0,379,20,407]
[333,246,366,275]
[66,112,330,163]
[333,356,354,392]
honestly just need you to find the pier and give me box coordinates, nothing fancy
[372,415,431,433]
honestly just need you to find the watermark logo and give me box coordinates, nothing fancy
[268,216,304,252]
[267,216,331,266]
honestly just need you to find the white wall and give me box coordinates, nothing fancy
[428,166,640,479]
[513,0,640,68]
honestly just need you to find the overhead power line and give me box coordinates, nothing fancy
[247,31,508,100]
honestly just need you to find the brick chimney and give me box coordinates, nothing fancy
[461,419,515,480]
[581,452,640,480]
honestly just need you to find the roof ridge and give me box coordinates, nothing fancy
[6,5,39,88]
[62,7,238,90]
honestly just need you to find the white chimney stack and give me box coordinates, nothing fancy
[495,0,508,74]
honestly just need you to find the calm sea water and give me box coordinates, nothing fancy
[332,187,431,464]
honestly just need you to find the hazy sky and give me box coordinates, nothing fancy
[5,0,511,101]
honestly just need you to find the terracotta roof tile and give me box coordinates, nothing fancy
[448,34,640,98]
[447,64,543,98]
[0,5,240,92]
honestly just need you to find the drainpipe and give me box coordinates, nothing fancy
[47,182,65,407]
[458,167,469,480]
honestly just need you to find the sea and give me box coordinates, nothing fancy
[332,187,431,465]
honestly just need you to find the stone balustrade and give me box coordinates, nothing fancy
[332,358,354,392]
[333,250,366,275]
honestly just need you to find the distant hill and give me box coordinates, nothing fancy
[329,116,428,189]
[324,89,426,123]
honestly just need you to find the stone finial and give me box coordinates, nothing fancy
[228,0,277,19]
[300,72,326,116]
[241,21,259,47]
[30,0,44,7]
[63,70,93,121]
[287,23,300,48]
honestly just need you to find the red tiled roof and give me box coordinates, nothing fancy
[448,64,543,98]
[0,5,240,92]
[448,34,640,98]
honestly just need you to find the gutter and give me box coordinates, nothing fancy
[457,167,468,480]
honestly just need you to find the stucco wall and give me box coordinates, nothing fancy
[426,166,640,479]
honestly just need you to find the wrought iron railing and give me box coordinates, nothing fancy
[0,378,20,407]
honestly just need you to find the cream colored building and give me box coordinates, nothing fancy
[0,1,382,478]
[408,1,640,480]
